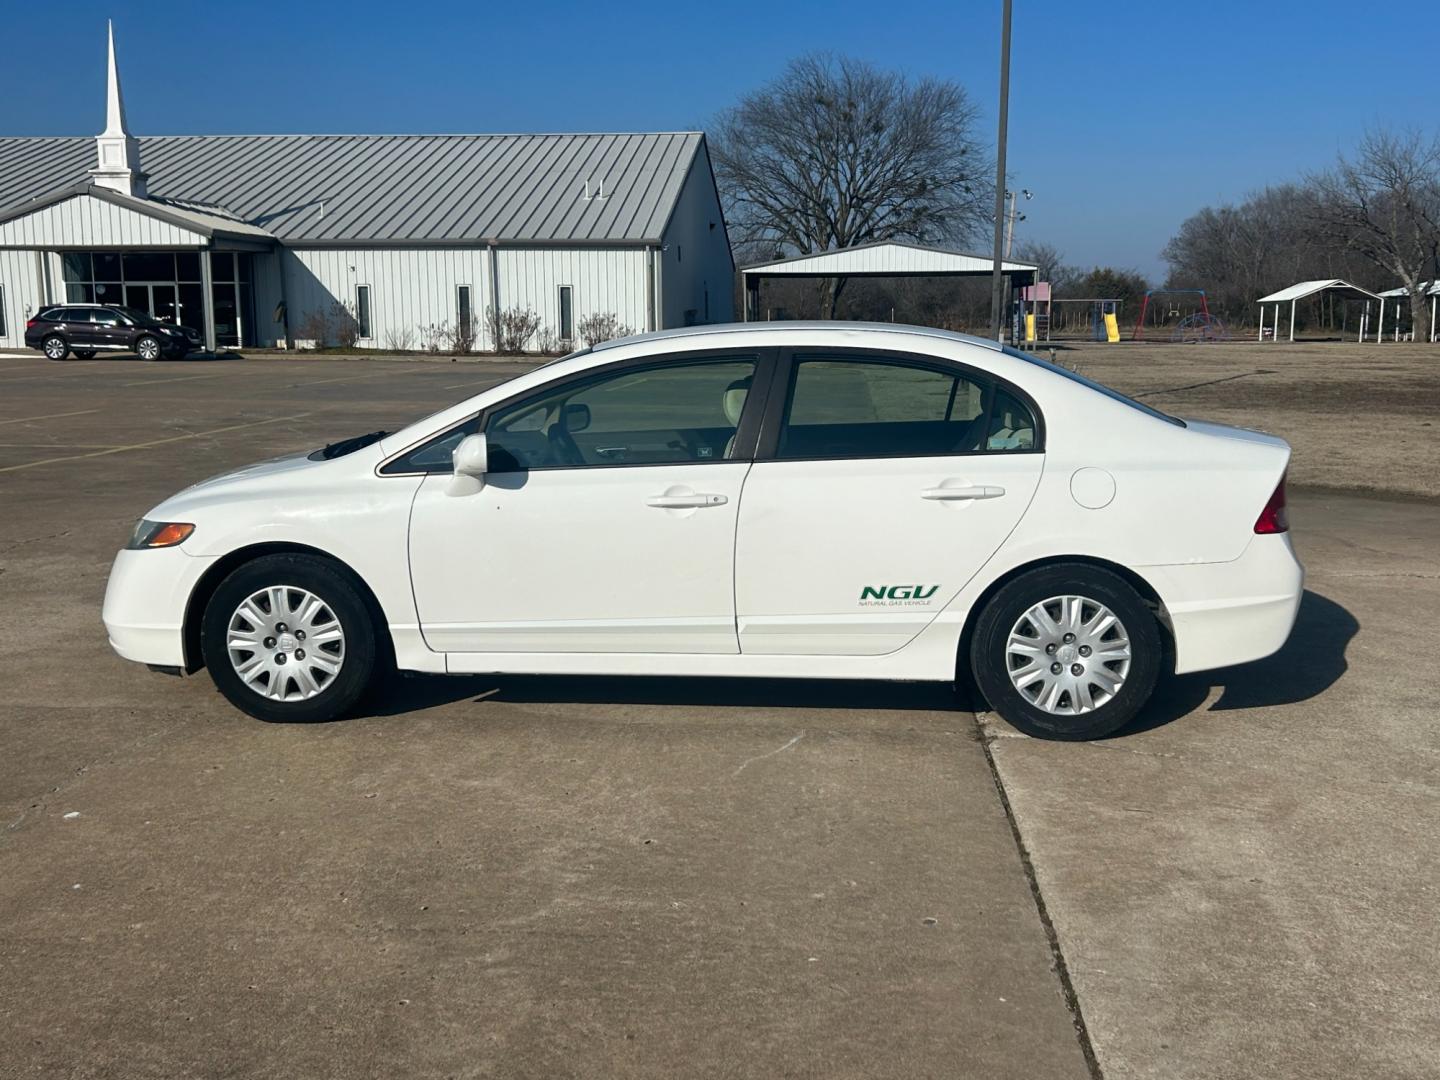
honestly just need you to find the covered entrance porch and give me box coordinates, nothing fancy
[0,181,275,352]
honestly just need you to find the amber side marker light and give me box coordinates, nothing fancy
[127,520,195,549]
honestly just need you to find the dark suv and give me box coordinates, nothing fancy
[24,304,202,361]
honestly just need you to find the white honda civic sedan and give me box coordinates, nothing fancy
[103,323,1302,740]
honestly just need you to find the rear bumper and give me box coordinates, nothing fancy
[101,546,217,669]
[1141,533,1304,675]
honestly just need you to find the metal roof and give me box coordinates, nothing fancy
[1376,281,1440,298]
[0,180,277,240]
[0,133,704,244]
[1256,279,1380,304]
[741,241,1037,277]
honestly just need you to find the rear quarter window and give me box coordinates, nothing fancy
[1002,346,1184,427]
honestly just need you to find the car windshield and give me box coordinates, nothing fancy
[1001,346,1185,427]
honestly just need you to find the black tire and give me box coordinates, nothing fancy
[970,563,1162,741]
[42,335,68,360]
[74,350,96,360]
[135,335,162,361]
[201,553,382,723]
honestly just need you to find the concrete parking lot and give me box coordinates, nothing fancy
[1,350,1436,1079]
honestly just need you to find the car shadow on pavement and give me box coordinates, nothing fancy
[1113,588,1358,737]
[362,672,964,718]
[355,589,1356,733]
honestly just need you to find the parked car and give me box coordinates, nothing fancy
[102,323,1302,740]
[25,303,202,360]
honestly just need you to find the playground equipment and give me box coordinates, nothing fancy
[1041,298,1124,341]
[1170,312,1229,343]
[1132,289,1210,340]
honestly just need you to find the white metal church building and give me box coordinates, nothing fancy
[0,26,733,354]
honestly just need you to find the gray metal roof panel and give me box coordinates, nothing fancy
[0,133,703,243]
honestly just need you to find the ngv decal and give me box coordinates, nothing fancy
[859,584,940,605]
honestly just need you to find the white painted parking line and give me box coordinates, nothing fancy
[119,370,241,387]
[0,408,101,427]
[0,412,313,474]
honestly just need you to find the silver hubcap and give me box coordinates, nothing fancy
[1005,595,1132,716]
[45,338,64,358]
[227,585,345,701]
[138,339,159,359]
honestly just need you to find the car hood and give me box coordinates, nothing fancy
[183,451,319,494]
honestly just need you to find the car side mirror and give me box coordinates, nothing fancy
[448,432,488,496]
[562,403,591,433]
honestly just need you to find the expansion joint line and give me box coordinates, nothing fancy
[976,719,1105,1080]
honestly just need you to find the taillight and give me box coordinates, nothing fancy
[1254,474,1289,534]
[26,318,36,330]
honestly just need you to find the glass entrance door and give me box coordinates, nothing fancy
[122,284,180,325]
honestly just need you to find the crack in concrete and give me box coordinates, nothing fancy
[731,732,804,776]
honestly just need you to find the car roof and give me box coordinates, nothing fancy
[591,321,1005,354]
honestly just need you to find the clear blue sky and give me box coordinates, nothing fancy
[0,0,1404,281]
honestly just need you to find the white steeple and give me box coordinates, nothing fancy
[90,20,146,197]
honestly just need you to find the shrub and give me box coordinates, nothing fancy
[384,325,417,352]
[447,318,476,354]
[417,322,450,354]
[533,328,569,356]
[577,312,633,347]
[487,307,541,354]
[331,301,360,350]
[296,307,333,348]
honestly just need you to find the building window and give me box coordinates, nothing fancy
[0,284,6,338]
[457,285,472,340]
[558,285,573,342]
[356,285,372,339]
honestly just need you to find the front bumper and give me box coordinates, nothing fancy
[1141,533,1304,675]
[101,546,217,668]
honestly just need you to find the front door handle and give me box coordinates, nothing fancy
[921,484,1005,501]
[646,492,729,509]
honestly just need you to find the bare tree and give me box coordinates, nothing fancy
[712,54,990,317]
[1012,240,1077,294]
[1308,130,1440,339]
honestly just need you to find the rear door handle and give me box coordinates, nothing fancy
[921,484,1005,501]
[646,493,729,508]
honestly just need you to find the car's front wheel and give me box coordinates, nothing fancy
[201,554,381,722]
[135,335,162,361]
[970,563,1162,741]
[42,335,68,360]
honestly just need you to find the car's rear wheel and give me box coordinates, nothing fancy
[74,350,96,360]
[42,336,68,360]
[201,554,381,723]
[970,563,1162,741]
[136,335,162,361]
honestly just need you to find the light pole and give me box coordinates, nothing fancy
[987,0,1013,343]
[1004,188,1032,259]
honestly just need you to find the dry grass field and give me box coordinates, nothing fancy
[1053,340,1440,499]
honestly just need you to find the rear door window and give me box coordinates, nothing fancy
[776,356,991,459]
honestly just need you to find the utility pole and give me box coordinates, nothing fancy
[987,0,1013,343]
[1004,188,1032,258]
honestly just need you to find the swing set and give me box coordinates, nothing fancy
[1132,289,1210,340]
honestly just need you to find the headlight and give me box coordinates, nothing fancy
[127,520,195,549]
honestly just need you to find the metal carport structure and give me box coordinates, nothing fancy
[739,241,1037,337]
[1376,282,1439,342]
[1255,279,1382,343]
